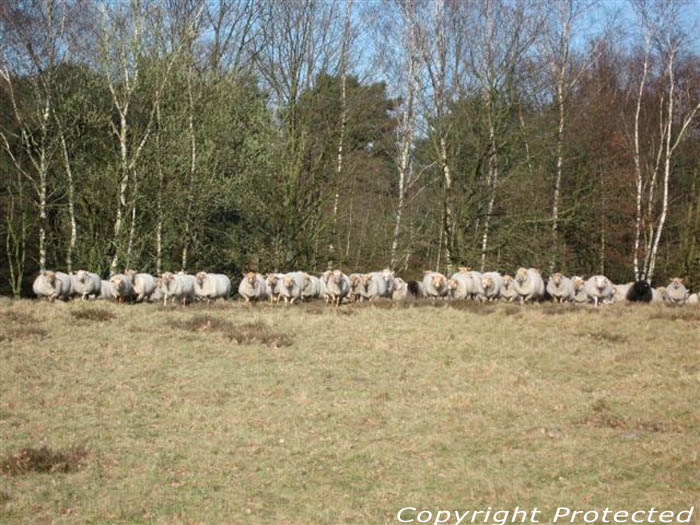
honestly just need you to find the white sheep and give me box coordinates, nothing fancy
[160,272,196,306]
[324,269,350,306]
[612,282,633,303]
[687,293,699,305]
[392,277,408,301]
[514,267,545,303]
[32,270,72,302]
[651,287,665,303]
[546,273,575,303]
[584,275,614,307]
[264,273,283,303]
[422,271,449,299]
[238,272,268,303]
[279,272,303,304]
[380,268,396,297]
[125,270,157,302]
[300,273,322,301]
[571,276,589,304]
[348,273,364,302]
[195,272,231,302]
[71,270,101,300]
[499,275,518,302]
[663,278,689,305]
[110,273,135,303]
[360,272,388,301]
[480,272,503,302]
[98,279,115,301]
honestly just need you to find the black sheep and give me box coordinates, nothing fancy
[406,280,422,298]
[626,280,653,302]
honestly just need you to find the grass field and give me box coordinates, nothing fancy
[1,298,699,524]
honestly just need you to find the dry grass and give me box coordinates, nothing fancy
[0,299,698,523]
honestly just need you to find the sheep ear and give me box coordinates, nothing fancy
[679,278,684,283]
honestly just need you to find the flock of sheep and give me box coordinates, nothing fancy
[30,267,699,307]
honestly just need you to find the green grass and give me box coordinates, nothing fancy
[1,299,699,524]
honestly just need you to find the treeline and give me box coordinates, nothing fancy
[1,0,699,297]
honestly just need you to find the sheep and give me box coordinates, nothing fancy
[480,272,503,302]
[71,270,101,300]
[406,280,424,298]
[239,272,268,303]
[584,275,614,307]
[571,276,589,304]
[109,273,135,303]
[546,273,575,303]
[380,268,396,297]
[264,273,284,304]
[499,275,518,302]
[299,273,322,301]
[124,270,157,302]
[612,282,633,303]
[514,267,545,303]
[392,277,408,300]
[160,271,196,306]
[33,270,72,302]
[318,272,332,303]
[195,272,231,302]
[447,272,471,300]
[687,293,699,305]
[360,272,388,301]
[98,279,115,301]
[279,272,303,304]
[324,269,350,306]
[348,273,364,302]
[150,279,164,303]
[651,287,665,303]
[626,280,653,302]
[422,271,448,299]
[663,278,689,305]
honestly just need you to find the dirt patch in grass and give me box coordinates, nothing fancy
[448,301,495,314]
[173,314,235,333]
[649,309,700,322]
[228,321,293,348]
[576,330,627,344]
[171,315,293,347]
[541,304,579,315]
[581,399,679,433]
[0,310,39,324]
[0,326,48,343]
[70,308,115,322]
[1,445,87,476]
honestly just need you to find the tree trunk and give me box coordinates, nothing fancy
[59,130,77,272]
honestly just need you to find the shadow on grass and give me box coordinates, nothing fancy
[1,445,87,475]
[0,310,47,342]
[171,315,293,348]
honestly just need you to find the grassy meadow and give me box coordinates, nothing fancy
[1,298,699,524]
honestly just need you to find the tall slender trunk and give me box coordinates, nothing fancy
[441,137,454,272]
[480,95,498,271]
[155,101,164,275]
[126,169,138,268]
[550,77,565,272]
[647,51,675,281]
[330,0,352,265]
[59,130,76,272]
[632,39,650,280]
[38,96,51,272]
[110,110,130,275]
[181,66,197,272]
